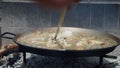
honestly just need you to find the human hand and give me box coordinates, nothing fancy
[34,0,80,9]
[0,44,18,57]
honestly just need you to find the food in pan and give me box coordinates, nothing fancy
[17,30,117,50]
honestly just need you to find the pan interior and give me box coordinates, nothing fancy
[16,27,119,50]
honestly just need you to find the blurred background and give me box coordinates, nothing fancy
[1,0,120,34]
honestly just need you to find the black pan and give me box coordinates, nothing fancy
[0,27,120,58]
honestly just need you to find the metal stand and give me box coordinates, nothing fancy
[23,52,27,68]
[22,53,117,68]
[96,55,117,68]
[95,56,104,68]
[99,56,104,67]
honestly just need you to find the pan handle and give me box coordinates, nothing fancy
[0,32,16,39]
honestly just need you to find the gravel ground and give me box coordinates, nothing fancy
[0,52,120,68]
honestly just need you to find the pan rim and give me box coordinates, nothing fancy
[13,27,120,51]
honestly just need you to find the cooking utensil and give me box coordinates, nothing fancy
[54,6,67,39]
[0,27,120,57]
